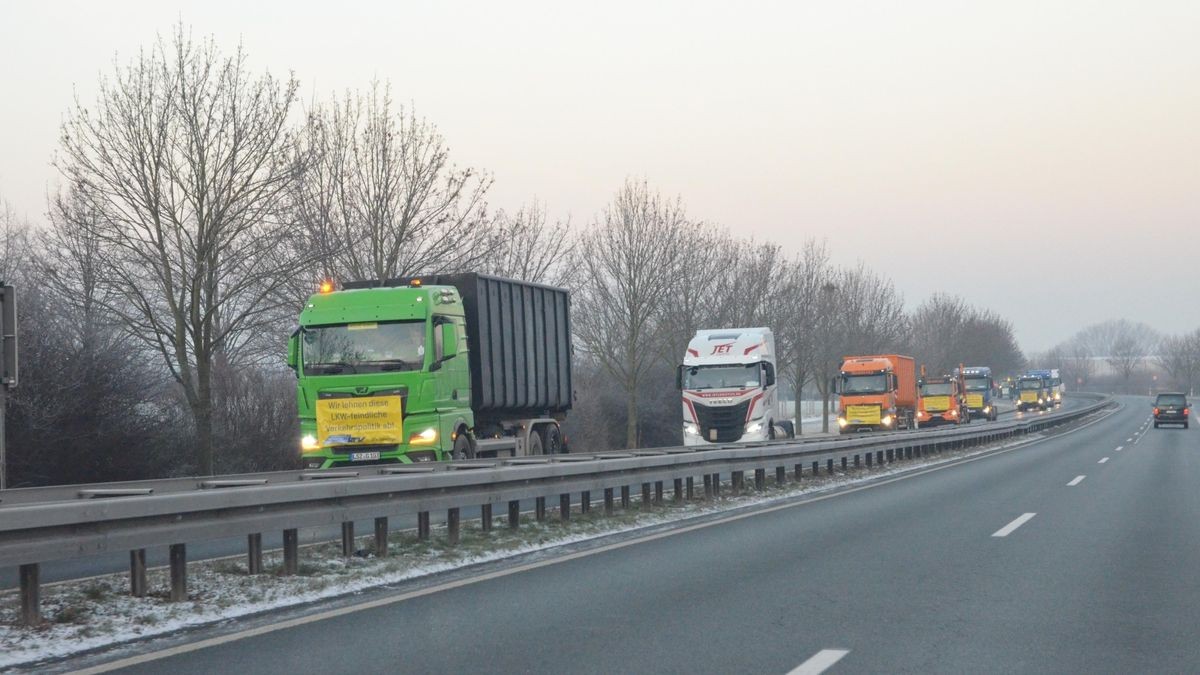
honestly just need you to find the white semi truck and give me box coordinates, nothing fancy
[676,327,793,446]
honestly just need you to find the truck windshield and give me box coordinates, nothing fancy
[964,378,990,391]
[842,373,888,394]
[920,382,954,396]
[683,364,761,390]
[1018,379,1043,390]
[302,321,426,374]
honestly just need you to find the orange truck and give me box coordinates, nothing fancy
[834,354,918,433]
[916,372,971,427]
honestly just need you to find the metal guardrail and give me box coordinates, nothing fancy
[0,394,1111,626]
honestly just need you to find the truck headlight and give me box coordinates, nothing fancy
[949,409,958,417]
[983,406,991,414]
[745,420,764,434]
[881,415,893,426]
[301,434,319,451]
[684,422,700,436]
[837,417,848,428]
[409,427,439,445]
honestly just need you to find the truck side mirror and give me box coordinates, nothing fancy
[440,322,458,360]
[676,365,684,390]
[830,376,840,394]
[764,363,776,387]
[891,374,899,390]
[286,329,300,375]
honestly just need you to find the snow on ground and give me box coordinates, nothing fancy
[0,429,1052,670]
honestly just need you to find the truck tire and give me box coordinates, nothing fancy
[528,430,544,455]
[778,420,795,439]
[450,431,474,460]
[542,424,564,455]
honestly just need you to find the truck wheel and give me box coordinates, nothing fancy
[542,424,564,455]
[450,431,474,460]
[528,431,544,455]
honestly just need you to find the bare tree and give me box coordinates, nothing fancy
[55,27,304,474]
[486,199,575,286]
[1157,330,1200,395]
[573,179,687,448]
[774,240,831,434]
[295,82,493,284]
[908,293,1024,375]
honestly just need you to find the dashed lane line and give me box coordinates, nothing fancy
[1067,476,1086,487]
[1098,457,1109,464]
[993,513,1037,536]
[788,649,851,675]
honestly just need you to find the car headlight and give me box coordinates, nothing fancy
[684,422,700,436]
[837,417,849,428]
[301,434,319,451]
[745,420,764,434]
[409,427,439,445]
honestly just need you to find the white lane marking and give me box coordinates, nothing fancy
[1098,457,1109,464]
[1115,446,1123,452]
[789,649,851,675]
[993,513,1037,536]
[1067,475,1086,486]
[1126,437,1133,442]
[70,404,1123,675]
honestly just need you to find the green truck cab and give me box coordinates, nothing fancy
[288,274,572,468]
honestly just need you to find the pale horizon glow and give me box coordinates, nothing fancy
[1,0,1196,352]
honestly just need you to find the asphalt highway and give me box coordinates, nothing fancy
[83,395,1200,674]
[0,400,1022,590]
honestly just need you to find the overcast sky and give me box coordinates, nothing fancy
[1,0,1196,352]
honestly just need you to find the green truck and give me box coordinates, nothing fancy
[288,273,572,468]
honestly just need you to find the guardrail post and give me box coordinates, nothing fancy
[621,485,631,509]
[482,503,494,531]
[341,522,355,557]
[827,458,835,474]
[654,481,664,505]
[841,457,848,471]
[604,488,615,515]
[812,461,819,476]
[732,471,743,496]
[866,452,873,467]
[886,449,894,463]
[247,534,263,574]
[559,494,571,520]
[712,473,721,497]
[375,518,389,557]
[674,478,684,502]
[703,474,713,499]
[283,529,299,575]
[642,482,653,507]
[508,500,521,528]
[877,450,884,465]
[418,511,431,539]
[776,466,786,485]
[906,447,913,460]
[169,543,187,602]
[448,507,461,544]
[535,497,546,521]
[755,468,766,491]
[687,476,695,499]
[20,563,40,626]
[130,549,147,597]
[581,491,591,514]
[794,463,803,480]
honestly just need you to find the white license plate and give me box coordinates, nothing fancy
[349,451,381,462]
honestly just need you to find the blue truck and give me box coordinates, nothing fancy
[1025,369,1063,407]
[955,366,999,421]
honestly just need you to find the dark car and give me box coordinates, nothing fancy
[1153,393,1190,429]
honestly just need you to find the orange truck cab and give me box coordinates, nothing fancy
[917,374,971,426]
[834,354,918,433]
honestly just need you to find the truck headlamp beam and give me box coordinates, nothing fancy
[301,434,319,451]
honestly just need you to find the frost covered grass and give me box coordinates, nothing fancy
[0,429,1047,670]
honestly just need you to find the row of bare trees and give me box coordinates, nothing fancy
[1039,319,1164,393]
[568,180,1025,449]
[0,26,1031,483]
